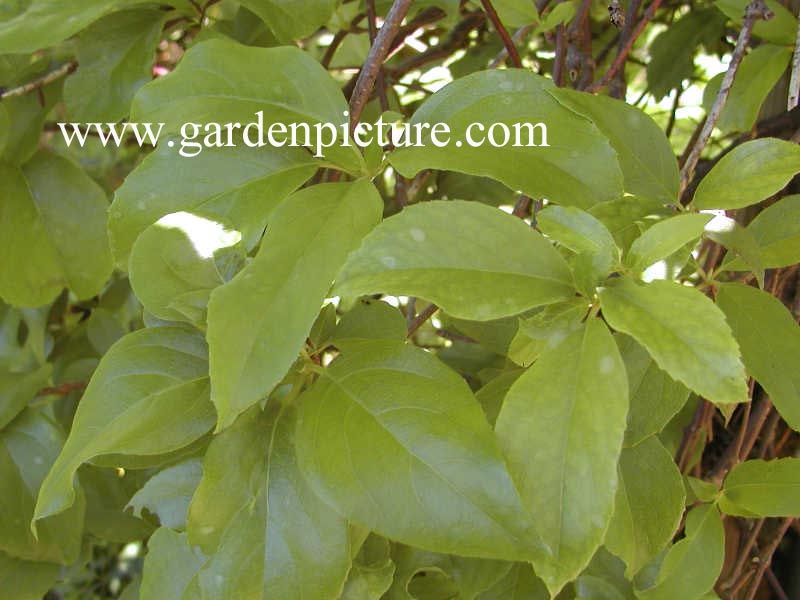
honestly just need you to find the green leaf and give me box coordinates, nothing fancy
[475,563,548,600]
[0,551,59,600]
[716,283,800,431]
[725,195,800,270]
[64,9,165,122]
[0,0,149,53]
[605,437,686,577]
[719,458,800,517]
[341,535,395,600]
[207,180,383,431]
[186,404,351,599]
[492,0,539,27]
[239,0,337,42]
[109,142,315,268]
[646,9,727,99]
[598,277,748,406]
[0,153,113,308]
[0,409,85,564]
[715,44,792,133]
[127,459,203,530]
[495,319,628,595]
[508,297,589,367]
[334,201,575,321]
[140,528,206,600]
[537,2,577,31]
[692,138,800,210]
[0,82,62,166]
[131,38,363,173]
[129,212,244,327]
[704,215,764,288]
[332,298,408,350]
[475,370,523,426]
[550,89,680,205]
[589,197,668,254]
[33,326,214,524]
[616,335,690,447]
[296,339,547,562]
[80,466,153,543]
[635,505,724,600]
[389,70,624,209]
[625,213,711,273]
[715,0,798,44]
[0,364,52,429]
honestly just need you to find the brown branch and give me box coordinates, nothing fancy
[788,18,800,110]
[407,303,439,337]
[349,0,415,131]
[679,0,773,196]
[588,0,664,93]
[366,0,390,113]
[480,0,522,68]
[676,399,713,472]
[37,381,87,397]
[321,13,366,68]
[743,518,795,600]
[553,24,567,86]
[0,61,77,100]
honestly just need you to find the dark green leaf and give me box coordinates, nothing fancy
[239,0,337,42]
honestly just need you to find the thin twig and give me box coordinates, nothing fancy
[407,303,439,337]
[608,0,641,98]
[37,381,87,397]
[588,0,664,93]
[553,24,567,86]
[349,0,414,130]
[0,61,77,100]
[744,518,795,600]
[679,0,773,196]
[480,0,522,67]
[321,14,366,68]
[366,0,390,113]
[489,25,534,68]
[788,18,800,110]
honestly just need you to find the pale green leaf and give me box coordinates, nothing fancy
[33,327,214,524]
[616,335,690,447]
[715,0,798,44]
[0,551,59,600]
[296,340,546,562]
[340,535,395,600]
[508,297,589,367]
[131,38,363,172]
[551,89,680,205]
[0,153,113,308]
[715,44,792,133]
[186,404,351,599]
[719,458,800,517]
[0,364,52,429]
[127,459,203,530]
[717,283,800,430]
[475,563,548,600]
[239,0,337,42]
[704,216,764,288]
[0,409,85,564]
[80,466,153,543]
[332,298,408,350]
[207,180,383,431]
[140,528,206,600]
[334,201,575,321]
[129,212,244,327]
[64,9,165,122]
[605,437,686,577]
[726,195,800,270]
[599,277,748,406]
[109,142,315,268]
[389,70,623,208]
[635,505,724,600]
[496,319,628,595]
[692,138,800,210]
[625,213,711,273]
[589,196,668,253]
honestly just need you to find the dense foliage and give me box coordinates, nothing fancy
[1,0,799,599]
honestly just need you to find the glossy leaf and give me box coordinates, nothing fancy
[0,409,85,564]
[719,458,800,517]
[131,38,363,172]
[717,283,800,430]
[186,404,351,599]
[239,0,337,42]
[296,339,546,562]
[635,505,724,600]
[334,201,575,321]
[109,142,315,268]
[0,153,113,308]
[129,212,244,326]
[33,327,214,524]
[605,437,685,576]
[207,180,383,431]
[552,88,680,205]
[127,459,203,530]
[599,277,748,406]
[140,528,206,600]
[64,9,165,122]
[389,70,624,208]
[625,213,711,273]
[496,319,628,595]
[692,138,800,210]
